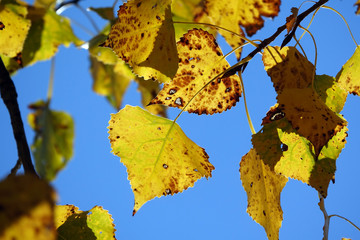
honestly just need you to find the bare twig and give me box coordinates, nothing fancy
[0,57,37,176]
[221,0,328,78]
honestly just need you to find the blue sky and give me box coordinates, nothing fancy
[1,1,360,239]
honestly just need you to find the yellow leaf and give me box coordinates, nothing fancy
[102,0,179,82]
[336,46,360,95]
[263,46,314,94]
[240,149,287,240]
[149,29,241,115]
[108,105,214,214]
[277,88,346,156]
[34,0,56,9]
[355,0,360,14]
[0,3,31,57]
[195,0,280,59]
[135,77,167,117]
[0,175,56,240]
[90,56,133,110]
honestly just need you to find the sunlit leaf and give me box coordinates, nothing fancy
[101,0,178,82]
[34,0,56,9]
[135,77,167,117]
[22,7,83,66]
[195,0,280,59]
[240,149,287,240]
[90,56,133,110]
[336,46,360,95]
[0,3,31,57]
[252,115,347,197]
[1,54,21,73]
[150,29,241,115]
[28,100,74,181]
[108,105,214,215]
[0,175,56,239]
[55,205,116,240]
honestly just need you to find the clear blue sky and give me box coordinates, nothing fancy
[1,1,359,239]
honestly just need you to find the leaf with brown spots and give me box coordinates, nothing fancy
[263,46,347,156]
[195,0,281,59]
[336,46,360,96]
[240,149,287,240]
[149,29,241,115]
[108,106,214,215]
[101,0,179,83]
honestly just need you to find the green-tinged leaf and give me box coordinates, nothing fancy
[108,105,214,215]
[252,117,348,197]
[240,149,287,240]
[28,100,74,181]
[0,3,31,57]
[102,0,179,82]
[55,205,116,240]
[88,7,115,21]
[136,77,167,117]
[90,56,133,110]
[0,175,56,239]
[34,0,56,9]
[1,54,22,73]
[150,29,241,115]
[22,8,83,66]
[314,75,347,113]
[336,46,360,95]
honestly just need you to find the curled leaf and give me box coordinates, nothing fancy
[108,106,214,214]
[285,7,298,34]
[150,29,241,115]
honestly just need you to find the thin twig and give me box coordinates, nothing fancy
[0,57,37,176]
[222,0,328,78]
[55,0,81,12]
[329,214,360,232]
[318,194,330,240]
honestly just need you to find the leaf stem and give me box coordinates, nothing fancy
[329,214,360,232]
[75,4,100,33]
[239,72,255,134]
[0,57,37,176]
[47,57,55,103]
[299,25,317,90]
[318,194,330,240]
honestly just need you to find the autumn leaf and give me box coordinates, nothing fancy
[285,7,298,34]
[355,0,360,14]
[90,56,133,110]
[150,29,241,115]
[240,149,287,240]
[336,46,360,95]
[101,0,179,82]
[88,7,115,21]
[135,77,167,117]
[195,0,280,59]
[263,46,347,156]
[55,205,115,239]
[108,105,214,215]
[22,7,82,66]
[0,3,31,57]
[34,0,56,9]
[0,175,56,239]
[28,100,74,181]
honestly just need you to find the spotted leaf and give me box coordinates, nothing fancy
[101,0,178,83]
[108,106,214,215]
[149,29,241,115]
[336,46,360,96]
[240,149,287,240]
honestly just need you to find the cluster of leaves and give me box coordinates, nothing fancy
[0,0,360,239]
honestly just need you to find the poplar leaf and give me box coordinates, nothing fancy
[28,100,74,181]
[108,105,214,215]
[90,56,133,110]
[102,0,179,82]
[285,7,298,34]
[263,46,347,156]
[135,77,167,117]
[22,8,82,66]
[149,29,241,115]
[34,0,56,9]
[0,175,56,240]
[195,0,280,59]
[0,3,31,57]
[88,7,115,21]
[55,205,116,240]
[336,46,360,95]
[240,149,287,240]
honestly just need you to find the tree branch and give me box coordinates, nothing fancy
[0,57,37,176]
[222,0,328,78]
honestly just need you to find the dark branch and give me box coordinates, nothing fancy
[222,0,328,78]
[0,57,37,176]
[55,0,81,12]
